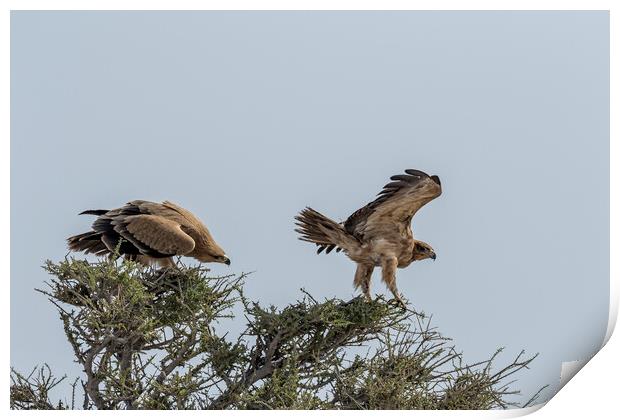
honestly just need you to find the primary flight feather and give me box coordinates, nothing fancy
[67,200,230,267]
[295,169,441,306]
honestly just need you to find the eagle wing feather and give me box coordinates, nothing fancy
[114,214,196,256]
[344,169,441,239]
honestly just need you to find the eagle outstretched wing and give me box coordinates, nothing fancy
[344,169,442,240]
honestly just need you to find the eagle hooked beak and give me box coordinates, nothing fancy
[224,256,231,266]
[430,251,436,261]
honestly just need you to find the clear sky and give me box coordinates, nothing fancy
[11,11,609,405]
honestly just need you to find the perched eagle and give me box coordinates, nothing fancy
[295,169,441,306]
[67,200,230,267]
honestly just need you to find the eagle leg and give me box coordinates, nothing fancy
[381,256,405,307]
[156,257,177,269]
[128,255,177,268]
[354,263,374,301]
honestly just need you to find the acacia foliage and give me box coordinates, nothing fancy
[10,257,545,410]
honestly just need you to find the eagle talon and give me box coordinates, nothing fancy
[388,296,407,309]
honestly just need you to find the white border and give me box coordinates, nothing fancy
[3,1,616,418]
[0,0,617,11]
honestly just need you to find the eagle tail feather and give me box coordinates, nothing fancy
[67,231,109,255]
[79,209,109,216]
[294,207,359,255]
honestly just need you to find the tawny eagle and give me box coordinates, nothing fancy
[67,200,230,267]
[295,169,441,306]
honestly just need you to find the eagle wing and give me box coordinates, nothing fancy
[344,169,441,240]
[112,214,196,257]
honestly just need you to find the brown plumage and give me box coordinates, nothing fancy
[295,169,442,306]
[67,200,230,267]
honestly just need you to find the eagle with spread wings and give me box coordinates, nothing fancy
[295,169,441,306]
[67,200,230,267]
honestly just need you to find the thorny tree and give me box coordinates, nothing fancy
[10,257,547,409]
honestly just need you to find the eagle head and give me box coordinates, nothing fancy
[413,240,436,262]
[212,253,231,266]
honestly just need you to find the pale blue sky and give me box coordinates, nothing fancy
[11,11,609,405]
